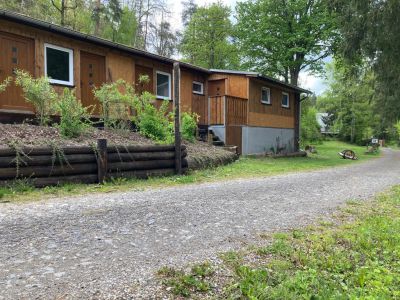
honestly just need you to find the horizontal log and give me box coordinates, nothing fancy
[108,160,175,172]
[0,163,98,180]
[31,174,98,188]
[107,150,187,162]
[107,144,186,153]
[0,146,94,157]
[0,154,97,168]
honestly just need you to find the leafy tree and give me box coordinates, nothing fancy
[180,3,239,69]
[317,61,378,144]
[150,21,177,57]
[181,0,197,27]
[235,0,337,85]
[300,98,321,144]
[331,0,400,129]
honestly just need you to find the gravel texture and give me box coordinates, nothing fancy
[0,149,399,299]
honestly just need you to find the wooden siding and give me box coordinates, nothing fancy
[208,79,225,96]
[180,69,208,125]
[226,96,247,126]
[209,96,224,125]
[208,73,247,98]
[248,78,296,129]
[226,126,242,154]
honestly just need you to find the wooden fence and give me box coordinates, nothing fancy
[0,140,187,187]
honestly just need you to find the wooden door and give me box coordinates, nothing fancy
[80,51,106,115]
[226,125,242,154]
[0,32,35,112]
[135,64,153,94]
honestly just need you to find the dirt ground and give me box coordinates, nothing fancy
[0,124,234,164]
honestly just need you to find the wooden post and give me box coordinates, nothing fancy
[97,138,107,183]
[173,62,182,174]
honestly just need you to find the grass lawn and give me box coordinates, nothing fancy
[157,185,400,299]
[0,140,380,203]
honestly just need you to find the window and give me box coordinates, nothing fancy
[156,71,171,99]
[282,92,290,108]
[44,43,74,86]
[261,87,271,104]
[192,81,204,94]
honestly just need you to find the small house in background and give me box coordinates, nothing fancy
[316,113,338,136]
[0,10,311,155]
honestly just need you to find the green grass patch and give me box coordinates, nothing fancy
[0,141,380,203]
[161,186,400,299]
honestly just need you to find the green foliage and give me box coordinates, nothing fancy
[14,70,58,126]
[228,186,400,299]
[131,92,174,144]
[300,103,321,145]
[180,3,239,69]
[0,76,12,93]
[181,112,198,142]
[235,0,337,85]
[158,262,214,297]
[93,79,135,129]
[317,61,377,145]
[54,88,93,138]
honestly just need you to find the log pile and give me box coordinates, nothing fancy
[0,140,187,187]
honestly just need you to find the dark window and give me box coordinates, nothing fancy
[45,46,71,83]
[192,81,204,94]
[282,92,289,108]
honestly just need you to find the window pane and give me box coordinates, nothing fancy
[157,73,170,97]
[46,47,70,82]
[193,82,203,93]
[282,94,289,106]
[262,88,269,102]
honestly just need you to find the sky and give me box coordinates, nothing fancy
[166,0,328,95]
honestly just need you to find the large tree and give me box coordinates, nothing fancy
[331,0,400,128]
[235,0,337,85]
[180,3,239,69]
[150,21,177,57]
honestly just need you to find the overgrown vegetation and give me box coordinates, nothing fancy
[0,77,12,93]
[14,70,58,126]
[181,112,198,142]
[54,88,93,138]
[157,186,400,298]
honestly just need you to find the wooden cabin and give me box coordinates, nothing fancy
[0,10,209,121]
[207,70,309,154]
[0,10,310,155]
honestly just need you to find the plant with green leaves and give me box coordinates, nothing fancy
[93,79,135,129]
[54,88,93,138]
[14,70,58,126]
[181,112,199,142]
[0,77,12,93]
[130,91,174,144]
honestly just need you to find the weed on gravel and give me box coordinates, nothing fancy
[157,186,400,299]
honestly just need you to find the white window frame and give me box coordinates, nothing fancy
[192,81,204,95]
[261,87,271,104]
[44,43,74,86]
[282,92,290,108]
[156,70,172,100]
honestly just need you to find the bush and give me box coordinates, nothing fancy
[93,79,135,129]
[14,70,57,126]
[181,112,198,142]
[131,91,174,143]
[0,77,12,93]
[54,88,93,138]
[301,107,322,145]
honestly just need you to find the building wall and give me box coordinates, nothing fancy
[242,126,295,155]
[248,78,296,129]
[208,73,248,98]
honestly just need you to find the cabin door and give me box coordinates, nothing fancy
[80,51,106,114]
[0,32,35,112]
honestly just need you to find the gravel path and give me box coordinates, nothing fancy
[1,149,400,299]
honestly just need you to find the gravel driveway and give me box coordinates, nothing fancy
[1,149,400,299]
